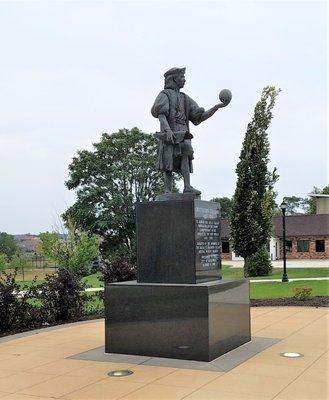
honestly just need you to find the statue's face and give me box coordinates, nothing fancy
[175,73,186,89]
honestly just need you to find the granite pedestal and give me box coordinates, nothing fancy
[137,199,221,284]
[105,279,250,362]
[105,197,250,362]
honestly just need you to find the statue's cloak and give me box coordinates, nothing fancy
[151,89,204,173]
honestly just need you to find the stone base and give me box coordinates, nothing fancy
[105,279,250,362]
[155,192,201,201]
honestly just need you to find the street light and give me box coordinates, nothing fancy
[280,201,289,282]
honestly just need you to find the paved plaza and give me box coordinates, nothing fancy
[0,307,327,400]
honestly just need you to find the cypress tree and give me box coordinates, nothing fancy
[230,86,280,276]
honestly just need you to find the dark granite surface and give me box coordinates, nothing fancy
[105,279,250,362]
[136,199,221,284]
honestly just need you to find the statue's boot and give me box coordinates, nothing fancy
[183,185,201,195]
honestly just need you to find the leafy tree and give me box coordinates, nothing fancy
[282,196,308,215]
[39,221,100,276]
[211,197,233,219]
[0,253,8,271]
[0,233,18,259]
[230,86,280,277]
[64,128,167,261]
[10,253,29,281]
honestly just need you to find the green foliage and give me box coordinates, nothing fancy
[250,280,328,299]
[64,128,166,261]
[0,232,18,259]
[9,253,30,281]
[230,86,280,276]
[293,286,313,301]
[244,247,273,277]
[39,221,100,276]
[38,232,59,258]
[0,270,42,332]
[211,197,233,218]
[0,253,8,271]
[282,196,308,215]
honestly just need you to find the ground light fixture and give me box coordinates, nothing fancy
[108,370,134,377]
[280,200,289,283]
[280,352,303,358]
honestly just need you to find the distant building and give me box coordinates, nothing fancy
[221,214,329,261]
[309,194,329,215]
[14,234,41,253]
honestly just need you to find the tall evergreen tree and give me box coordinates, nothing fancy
[230,87,280,276]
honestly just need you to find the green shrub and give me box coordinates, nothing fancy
[245,247,273,277]
[293,287,313,301]
[0,270,42,332]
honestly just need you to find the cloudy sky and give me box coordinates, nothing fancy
[0,0,327,234]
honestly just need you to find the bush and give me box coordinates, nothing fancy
[0,270,42,332]
[293,287,313,301]
[38,268,87,322]
[101,259,136,283]
[245,247,273,277]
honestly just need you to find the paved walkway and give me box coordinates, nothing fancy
[0,307,328,399]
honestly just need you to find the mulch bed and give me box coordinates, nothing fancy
[251,296,329,307]
[0,312,105,339]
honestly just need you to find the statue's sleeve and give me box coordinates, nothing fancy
[188,96,205,126]
[151,92,170,118]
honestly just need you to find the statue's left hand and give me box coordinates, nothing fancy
[218,89,232,106]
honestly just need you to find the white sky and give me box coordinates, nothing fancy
[0,0,327,234]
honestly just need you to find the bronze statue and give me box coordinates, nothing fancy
[151,67,231,195]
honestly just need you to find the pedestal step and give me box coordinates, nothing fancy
[105,279,250,362]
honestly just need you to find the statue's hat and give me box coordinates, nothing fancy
[164,67,186,77]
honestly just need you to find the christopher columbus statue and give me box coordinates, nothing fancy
[151,67,231,195]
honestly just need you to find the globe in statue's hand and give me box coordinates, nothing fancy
[219,89,232,106]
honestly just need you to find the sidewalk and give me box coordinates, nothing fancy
[0,307,327,399]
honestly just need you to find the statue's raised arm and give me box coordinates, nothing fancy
[151,67,231,196]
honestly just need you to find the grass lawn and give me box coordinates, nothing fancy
[82,272,103,288]
[8,265,329,300]
[221,265,329,280]
[250,280,329,299]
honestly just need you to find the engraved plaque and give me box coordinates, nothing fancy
[194,200,221,282]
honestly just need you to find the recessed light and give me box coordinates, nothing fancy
[108,370,134,377]
[280,352,303,358]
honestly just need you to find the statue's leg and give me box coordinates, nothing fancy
[164,171,173,193]
[181,155,191,189]
[181,155,201,195]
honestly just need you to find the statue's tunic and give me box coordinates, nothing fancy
[151,89,204,173]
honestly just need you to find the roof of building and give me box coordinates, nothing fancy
[221,214,329,239]
[273,214,329,237]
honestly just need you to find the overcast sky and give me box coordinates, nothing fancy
[0,0,327,234]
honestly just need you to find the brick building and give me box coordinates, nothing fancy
[220,214,329,261]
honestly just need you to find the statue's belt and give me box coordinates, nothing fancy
[154,131,193,144]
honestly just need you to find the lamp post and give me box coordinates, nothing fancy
[280,201,289,282]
